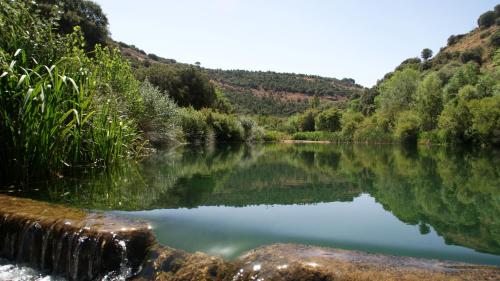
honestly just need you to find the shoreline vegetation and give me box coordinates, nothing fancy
[1,0,499,186]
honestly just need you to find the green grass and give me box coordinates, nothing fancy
[291,131,343,142]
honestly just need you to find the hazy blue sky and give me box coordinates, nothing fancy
[95,0,498,87]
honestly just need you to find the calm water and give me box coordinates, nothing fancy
[6,143,500,265]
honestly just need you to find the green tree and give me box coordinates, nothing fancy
[341,111,364,138]
[438,101,472,143]
[299,110,317,132]
[421,48,433,61]
[136,64,216,109]
[468,96,500,145]
[377,68,420,121]
[37,0,109,50]
[393,110,421,143]
[477,11,496,28]
[415,73,443,130]
[443,62,480,103]
[315,108,342,131]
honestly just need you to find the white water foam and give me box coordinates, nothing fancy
[0,259,65,281]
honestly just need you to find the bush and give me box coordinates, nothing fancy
[262,130,288,142]
[468,96,500,145]
[298,110,318,132]
[138,81,180,146]
[460,47,483,64]
[478,11,496,28]
[178,107,211,144]
[457,85,480,101]
[292,131,343,142]
[353,114,393,143]
[135,64,216,109]
[207,111,244,142]
[315,108,342,131]
[490,31,500,47]
[393,111,421,144]
[239,117,264,142]
[447,34,464,46]
[438,101,472,143]
[341,111,364,139]
[419,130,443,145]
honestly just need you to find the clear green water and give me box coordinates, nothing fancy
[9,143,500,265]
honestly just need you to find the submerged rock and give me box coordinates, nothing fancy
[0,195,155,280]
[136,244,499,281]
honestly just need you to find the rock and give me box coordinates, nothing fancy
[0,195,155,280]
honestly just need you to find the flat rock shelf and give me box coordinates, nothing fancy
[0,194,499,281]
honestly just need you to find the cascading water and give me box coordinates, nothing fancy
[0,195,155,281]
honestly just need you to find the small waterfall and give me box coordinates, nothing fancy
[0,195,155,281]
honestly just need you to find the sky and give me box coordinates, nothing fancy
[95,0,498,87]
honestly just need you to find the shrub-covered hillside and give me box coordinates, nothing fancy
[116,41,364,116]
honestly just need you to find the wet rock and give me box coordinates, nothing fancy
[135,245,231,281]
[134,244,499,281]
[0,195,155,280]
[229,244,500,281]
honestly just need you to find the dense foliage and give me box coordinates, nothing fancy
[0,1,144,184]
[135,64,216,109]
[36,0,109,51]
[207,69,362,98]
[287,5,500,146]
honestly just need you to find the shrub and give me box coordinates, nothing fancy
[207,111,244,142]
[135,63,216,109]
[457,85,480,101]
[178,107,211,144]
[239,116,264,142]
[138,81,180,146]
[298,110,318,132]
[419,130,443,145]
[460,47,483,64]
[292,131,342,142]
[468,96,500,145]
[341,111,364,139]
[438,101,472,143]
[353,114,393,143]
[315,108,342,131]
[262,130,288,142]
[393,111,421,144]
[478,11,496,28]
[490,31,500,47]
[285,115,301,133]
[447,34,464,46]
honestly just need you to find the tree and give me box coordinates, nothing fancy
[299,110,317,132]
[477,11,496,28]
[460,47,483,64]
[393,110,421,144]
[377,68,420,121]
[135,64,216,109]
[421,48,433,61]
[315,108,342,131]
[415,73,443,131]
[491,31,500,47]
[37,0,110,50]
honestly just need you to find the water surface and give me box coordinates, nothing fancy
[6,143,500,265]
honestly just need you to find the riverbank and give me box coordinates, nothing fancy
[0,194,498,281]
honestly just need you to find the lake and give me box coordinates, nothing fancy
[6,143,500,266]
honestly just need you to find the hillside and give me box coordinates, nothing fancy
[115,41,364,116]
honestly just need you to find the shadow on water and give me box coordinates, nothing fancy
[2,143,500,263]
